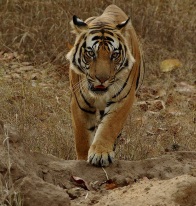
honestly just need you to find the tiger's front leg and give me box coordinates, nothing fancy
[88,90,135,167]
[71,95,96,160]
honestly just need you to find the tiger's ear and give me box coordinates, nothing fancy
[71,15,88,34]
[116,17,130,30]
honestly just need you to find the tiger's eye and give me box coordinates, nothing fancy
[111,52,120,59]
[87,51,95,57]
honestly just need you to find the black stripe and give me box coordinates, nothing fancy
[92,36,102,41]
[89,29,114,35]
[72,84,96,114]
[136,65,140,90]
[117,133,121,139]
[136,59,145,91]
[112,63,138,101]
[105,41,114,48]
[124,59,129,67]
[73,44,79,64]
[106,101,115,107]
[104,30,115,36]
[99,110,105,119]
[117,66,138,100]
[78,58,81,64]
[112,82,126,98]
[104,36,114,42]
[112,70,131,98]
[100,111,110,119]
[73,44,85,73]
[75,97,95,114]
[89,26,114,30]
[80,89,94,108]
[121,88,131,100]
[88,126,96,131]
[82,56,87,65]
[92,41,99,47]
[82,41,86,48]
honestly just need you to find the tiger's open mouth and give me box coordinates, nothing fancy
[88,82,108,93]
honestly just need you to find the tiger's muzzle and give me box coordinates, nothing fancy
[87,74,115,94]
[88,81,108,94]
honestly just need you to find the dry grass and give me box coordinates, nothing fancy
[0,125,24,206]
[0,0,195,162]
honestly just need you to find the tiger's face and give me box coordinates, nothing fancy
[67,17,135,96]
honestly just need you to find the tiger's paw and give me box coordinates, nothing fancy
[87,144,115,167]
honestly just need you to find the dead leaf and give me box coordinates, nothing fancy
[71,176,89,190]
[160,59,182,72]
[105,179,117,190]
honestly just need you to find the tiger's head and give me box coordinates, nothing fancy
[66,15,135,96]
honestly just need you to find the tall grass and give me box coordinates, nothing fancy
[0,125,23,206]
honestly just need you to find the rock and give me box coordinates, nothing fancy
[67,187,84,199]
[43,172,54,184]
[18,175,70,206]
[3,124,22,143]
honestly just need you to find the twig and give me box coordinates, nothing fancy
[102,167,109,180]
[85,192,88,199]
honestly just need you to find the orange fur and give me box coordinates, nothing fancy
[66,5,144,166]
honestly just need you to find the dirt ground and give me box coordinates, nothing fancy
[1,122,196,206]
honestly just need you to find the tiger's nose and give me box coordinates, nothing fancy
[95,75,110,83]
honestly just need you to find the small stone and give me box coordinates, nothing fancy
[22,62,31,66]
[125,177,132,185]
[19,66,34,72]
[10,63,19,69]
[189,168,196,177]
[67,187,84,199]
[31,73,40,80]
[4,124,22,143]
[43,172,54,184]
[11,73,21,79]
[156,89,166,98]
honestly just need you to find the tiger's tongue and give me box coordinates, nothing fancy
[94,85,106,90]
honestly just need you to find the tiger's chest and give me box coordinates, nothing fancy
[92,94,111,111]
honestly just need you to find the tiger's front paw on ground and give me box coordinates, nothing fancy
[87,144,115,167]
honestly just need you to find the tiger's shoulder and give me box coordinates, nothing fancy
[85,4,130,28]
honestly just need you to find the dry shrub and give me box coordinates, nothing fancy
[0,0,195,161]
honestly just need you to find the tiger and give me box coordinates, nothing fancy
[66,4,144,167]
